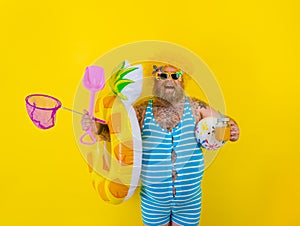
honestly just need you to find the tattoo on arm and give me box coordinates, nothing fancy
[197,100,207,109]
[189,97,208,122]
[190,97,207,110]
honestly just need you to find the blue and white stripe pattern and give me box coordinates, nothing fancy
[140,97,204,226]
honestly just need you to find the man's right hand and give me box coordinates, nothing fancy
[81,110,97,133]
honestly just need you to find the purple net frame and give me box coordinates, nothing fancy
[25,94,62,130]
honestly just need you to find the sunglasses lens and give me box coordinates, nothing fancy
[156,72,182,80]
[159,73,168,80]
[171,73,180,80]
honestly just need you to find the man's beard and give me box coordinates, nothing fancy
[153,82,184,104]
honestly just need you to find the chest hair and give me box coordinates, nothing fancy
[153,101,185,132]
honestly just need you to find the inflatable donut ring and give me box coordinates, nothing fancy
[86,61,143,204]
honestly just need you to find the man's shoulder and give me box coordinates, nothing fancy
[187,96,208,110]
[134,98,150,112]
[134,98,151,127]
[187,96,208,123]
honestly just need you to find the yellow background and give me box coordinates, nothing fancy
[1,0,299,225]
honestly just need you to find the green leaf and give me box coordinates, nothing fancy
[108,63,139,100]
[110,61,125,83]
[115,79,134,93]
[120,60,126,70]
[115,61,126,77]
[117,92,129,100]
[117,67,138,80]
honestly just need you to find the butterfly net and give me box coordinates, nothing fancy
[25,94,62,129]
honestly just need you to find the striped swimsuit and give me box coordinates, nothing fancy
[140,97,204,226]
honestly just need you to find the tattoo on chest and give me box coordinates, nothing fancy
[153,102,184,131]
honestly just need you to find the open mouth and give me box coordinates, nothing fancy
[164,85,175,90]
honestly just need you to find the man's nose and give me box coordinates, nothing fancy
[166,74,173,81]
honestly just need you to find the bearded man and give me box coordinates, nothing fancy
[82,64,240,226]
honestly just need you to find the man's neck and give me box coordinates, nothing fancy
[154,96,185,107]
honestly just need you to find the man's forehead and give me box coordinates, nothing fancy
[163,65,178,72]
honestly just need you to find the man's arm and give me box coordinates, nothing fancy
[81,98,148,141]
[95,122,111,141]
[81,110,110,141]
[134,100,148,131]
[189,97,220,122]
[96,99,148,140]
[189,97,240,142]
